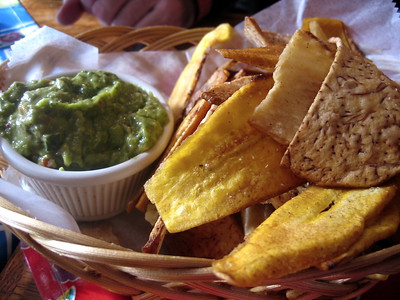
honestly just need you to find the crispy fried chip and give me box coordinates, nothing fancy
[184,59,234,116]
[251,30,335,145]
[200,75,256,105]
[282,38,400,187]
[216,47,283,72]
[134,99,212,213]
[302,17,362,54]
[319,195,400,270]
[142,216,167,254]
[244,16,290,47]
[164,215,244,259]
[212,184,397,286]
[144,76,304,233]
[168,23,233,121]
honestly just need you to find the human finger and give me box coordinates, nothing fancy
[81,0,129,25]
[109,0,159,26]
[133,0,196,28]
[56,0,85,25]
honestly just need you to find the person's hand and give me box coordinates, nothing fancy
[57,0,197,28]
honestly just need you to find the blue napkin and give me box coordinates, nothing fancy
[0,0,39,61]
[0,223,19,270]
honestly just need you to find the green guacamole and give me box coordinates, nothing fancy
[0,70,169,171]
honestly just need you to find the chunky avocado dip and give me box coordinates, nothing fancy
[0,70,169,171]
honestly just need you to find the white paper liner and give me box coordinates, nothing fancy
[1,0,399,231]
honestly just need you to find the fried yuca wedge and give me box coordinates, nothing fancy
[164,214,244,259]
[216,46,284,72]
[250,29,335,145]
[168,23,233,121]
[144,76,304,233]
[244,16,290,47]
[200,75,255,105]
[212,184,397,287]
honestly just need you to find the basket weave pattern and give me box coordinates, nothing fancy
[1,26,400,299]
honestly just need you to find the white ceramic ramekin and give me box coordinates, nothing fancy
[0,71,174,221]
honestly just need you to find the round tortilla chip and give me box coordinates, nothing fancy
[282,38,400,187]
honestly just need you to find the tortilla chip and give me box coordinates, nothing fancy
[282,38,400,187]
[302,17,362,55]
[250,30,335,145]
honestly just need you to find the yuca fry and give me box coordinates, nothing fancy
[142,216,167,254]
[212,184,397,287]
[282,38,400,187]
[144,76,304,233]
[244,16,290,47]
[184,60,234,116]
[168,23,233,121]
[216,47,284,72]
[319,196,400,270]
[164,214,244,259]
[201,75,256,105]
[251,30,335,145]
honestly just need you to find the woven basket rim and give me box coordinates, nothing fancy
[1,26,400,299]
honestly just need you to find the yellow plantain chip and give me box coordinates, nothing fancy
[212,184,397,287]
[168,23,234,121]
[144,76,304,233]
[319,195,400,270]
[250,29,335,145]
[216,47,284,72]
[282,38,400,187]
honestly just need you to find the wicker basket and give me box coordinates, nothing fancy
[1,26,400,300]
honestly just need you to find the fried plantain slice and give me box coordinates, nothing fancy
[212,184,397,287]
[319,195,400,270]
[144,76,304,233]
